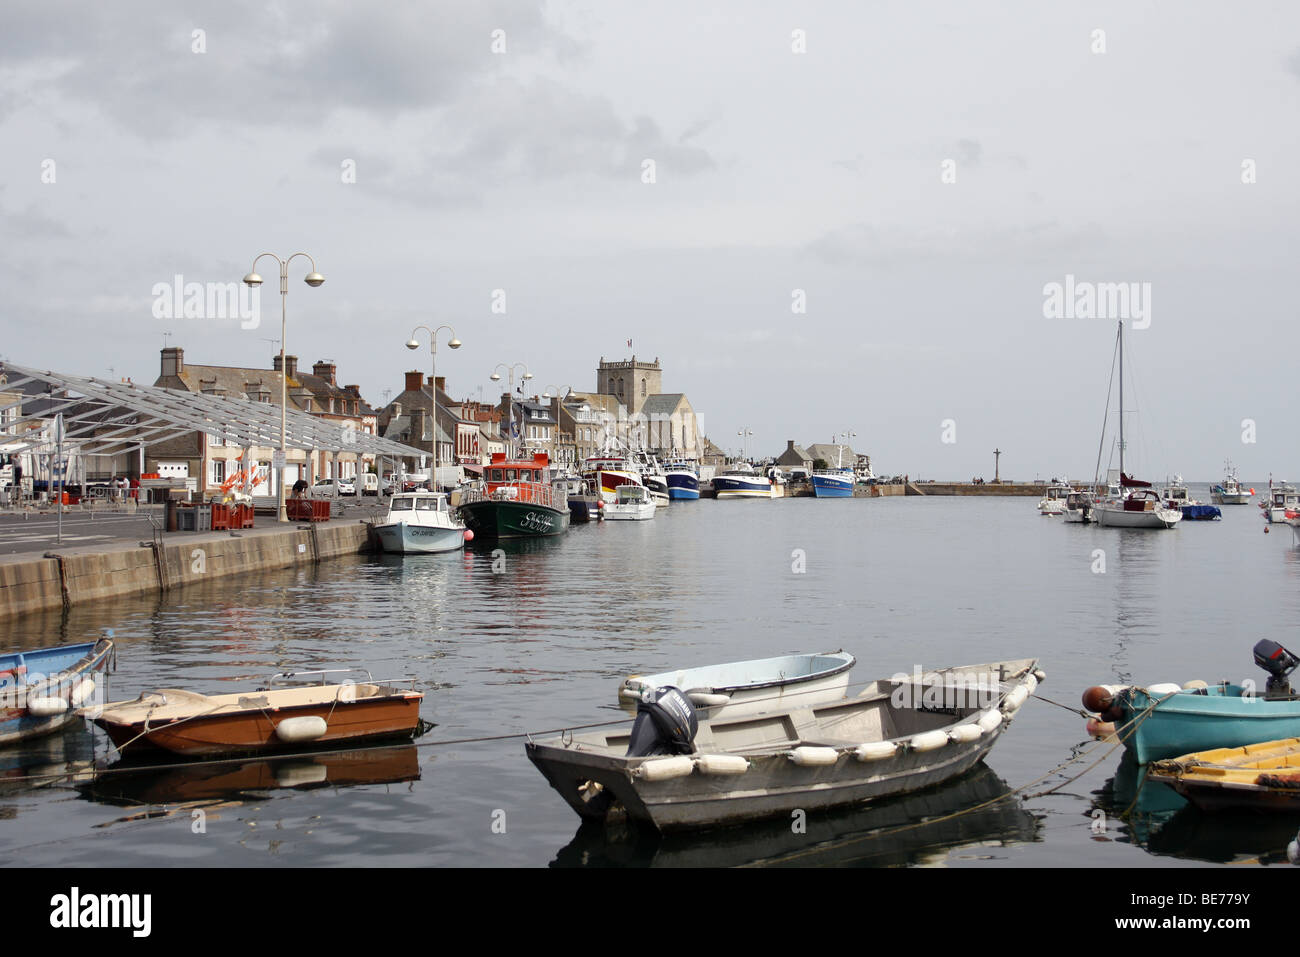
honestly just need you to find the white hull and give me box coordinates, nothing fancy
[374,521,466,554]
[1038,500,1066,515]
[1093,503,1181,529]
[603,502,656,521]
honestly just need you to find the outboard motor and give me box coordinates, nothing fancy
[1253,639,1299,699]
[625,686,698,757]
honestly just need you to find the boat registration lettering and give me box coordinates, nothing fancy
[519,512,551,532]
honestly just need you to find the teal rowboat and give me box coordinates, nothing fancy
[1092,684,1300,765]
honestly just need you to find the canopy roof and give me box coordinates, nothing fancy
[0,363,423,459]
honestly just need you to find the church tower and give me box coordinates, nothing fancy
[596,355,662,417]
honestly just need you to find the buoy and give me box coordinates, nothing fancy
[1265,526,1270,534]
[976,709,1003,734]
[70,678,96,707]
[637,756,694,780]
[463,529,474,541]
[789,746,839,766]
[274,716,327,743]
[910,730,949,752]
[694,754,749,775]
[855,741,897,762]
[1082,686,1114,713]
[948,724,982,744]
[27,697,69,717]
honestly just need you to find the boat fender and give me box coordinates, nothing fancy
[948,724,982,744]
[1001,685,1029,713]
[1147,683,1183,697]
[1182,679,1208,691]
[855,741,897,762]
[463,529,474,542]
[789,746,840,766]
[976,710,1003,734]
[1024,673,1038,696]
[1085,718,1117,739]
[70,678,96,707]
[274,716,328,743]
[694,754,749,775]
[1033,668,1047,684]
[686,692,730,709]
[636,756,695,781]
[617,679,645,701]
[909,730,949,753]
[27,697,69,717]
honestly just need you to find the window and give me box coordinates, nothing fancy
[641,378,646,397]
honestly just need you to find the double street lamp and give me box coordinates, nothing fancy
[243,253,324,523]
[405,325,461,489]
[737,428,753,461]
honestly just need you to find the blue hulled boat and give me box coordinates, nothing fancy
[811,469,854,498]
[1083,640,1300,764]
[664,460,700,500]
[1,638,114,746]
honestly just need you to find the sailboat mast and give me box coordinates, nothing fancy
[1117,319,1124,482]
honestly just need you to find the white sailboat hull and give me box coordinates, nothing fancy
[1093,503,1181,529]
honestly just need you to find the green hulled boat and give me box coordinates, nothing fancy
[458,452,571,539]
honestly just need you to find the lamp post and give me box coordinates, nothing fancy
[838,430,857,469]
[542,384,579,468]
[490,362,532,458]
[243,252,324,523]
[405,325,461,490]
[737,428,753,462]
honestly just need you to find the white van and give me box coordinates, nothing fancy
[358,473,380,496]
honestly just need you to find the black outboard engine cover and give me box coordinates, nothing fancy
[1253,639,1299,698]
[625,686,699,757]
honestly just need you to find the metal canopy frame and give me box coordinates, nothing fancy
[0,363,423,460]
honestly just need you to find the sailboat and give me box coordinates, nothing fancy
[1092,321,1182,530]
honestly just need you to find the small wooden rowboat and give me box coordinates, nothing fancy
[618,651,856,719]
[86,670,423,758]
[1,638,114,746]
[531,657,1042,831]
[1149,737,1300,811]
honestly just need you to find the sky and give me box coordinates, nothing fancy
[1,1,1298,481]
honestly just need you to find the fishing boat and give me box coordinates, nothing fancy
[1037,479,1072,515]
[1260,479,1300,524]
[1149,738,1300,812]
[603,484,657,521]
[373,491,469,554]
[1211,462,1252,505]
[87,669,424,758]
[1090,322,1181,529]
[617,651,856,719]
[1081,639,1300,765]
[561,474,602,523]
[458,452,571,538]
[1159,477,1221,521]
[631,450,670,508]
[1,638,114,746]
[811,445,856,498]
[663,459,700,500]
[1061,489,1095,524]
[581,449,643,503]
[712,463,774,499]
[527,657,1042,831]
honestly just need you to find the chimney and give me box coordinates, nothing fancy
[272,355,283,372]
[313,361,336,385]
[284,355,298,379]
[161,346,184,378]
[344,384,360,395]
[404,370,424,393]
[786,440,795,451]
[435,376,446,394]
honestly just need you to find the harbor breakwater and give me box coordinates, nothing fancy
[0,521,373,621]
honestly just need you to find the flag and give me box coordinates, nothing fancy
[627,338,633,348]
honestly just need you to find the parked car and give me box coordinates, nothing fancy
[311,478,356,497]
[357,473,380,496]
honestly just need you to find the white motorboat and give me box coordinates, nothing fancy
[373,492,469,554]
[1062,488,1095,524]
[1159,476,1220,521]
[1211,462,1253,505]
[529,657,1043,832]
[1037,479,1072,515]
[617,651,856,718]
[602,484,657,521]
[1260,480,1300,524]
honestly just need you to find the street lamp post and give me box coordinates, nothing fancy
[838,430,857,469]
[405,325,461,490]
[490,362,532,458]
[737,428,753,462]
[542,384,579,467]
[243,253,324,523]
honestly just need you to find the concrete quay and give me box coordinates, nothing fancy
[0,518,374,621]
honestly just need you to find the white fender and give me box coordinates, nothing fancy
[686,692,731,709]
[1024,673,1038,695]
[855,741,897,762]
[910,730,949,752]
[948,724,982,744]
[27,697,69,717]
[70,678,96,707]
[789,746,839,767]
[1147,683,1182,697]
[1182,679,1208,691]
[977,709,1003,734]
[637,756,695,781]
[274,716,327,743]
[694,754,749,775]
[1002,685,1029,713]
[1033,668,1047,684]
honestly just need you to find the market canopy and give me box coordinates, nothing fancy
[0,362,423,459]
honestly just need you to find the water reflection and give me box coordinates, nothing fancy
[550,764,1040,867]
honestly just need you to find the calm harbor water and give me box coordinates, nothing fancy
[3,489,1299,868]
